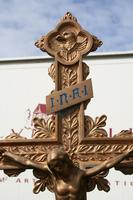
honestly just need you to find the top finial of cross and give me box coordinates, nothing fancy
[61,12,78,22]
[35,12,102,65]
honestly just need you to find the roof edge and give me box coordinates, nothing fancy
[0,51,133,64]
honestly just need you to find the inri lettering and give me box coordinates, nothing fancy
[59,93,68,105]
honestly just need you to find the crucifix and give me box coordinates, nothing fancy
[0,12,133,200]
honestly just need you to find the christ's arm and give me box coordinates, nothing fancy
[1,149,49,172]
[85,152,130,177]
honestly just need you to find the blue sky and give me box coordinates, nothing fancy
[0,0,133,58]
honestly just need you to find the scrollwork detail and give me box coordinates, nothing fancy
[85,115,108,137]
[62,111,79,162]
[32,116,55,139]
[114,130,133,138]
[48,63,56,83]
[87,170,110,192]
[61,66,78,88]
[5,131,27,140]
[83,62,89,80]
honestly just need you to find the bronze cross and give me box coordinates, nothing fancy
[0,12,133,199]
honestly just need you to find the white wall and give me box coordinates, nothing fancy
[86,53,133,200]
[0,53,133,200]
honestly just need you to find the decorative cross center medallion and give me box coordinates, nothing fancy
[0,12,133,200]
[35,12,94,65]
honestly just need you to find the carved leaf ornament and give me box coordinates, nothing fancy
[32,116,55,139]
[85,115,108,137]
[87,170,110,192]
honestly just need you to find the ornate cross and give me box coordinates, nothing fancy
[0,12,133,199]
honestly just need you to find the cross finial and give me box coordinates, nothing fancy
[62,12,78,22]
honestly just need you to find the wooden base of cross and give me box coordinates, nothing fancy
[0,12,133,200]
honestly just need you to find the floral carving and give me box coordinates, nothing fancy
[115,156,133,175]
[91,35,103,52]
[5,131,27,140]
[62,110,79,161]
[114,130,133,138]
[0,144,59,169]
[33,176,55,194]
[83,62,90,80]
[85,115,108,137]
[33,168,55,194]
[4,169,25,177]
[35,35,46,51]
[32,116,55,139]
[61,12,77,22]
[61,66,77,88]
[48,63,56,83]
[87,170,110,192]
[77,144,133,162]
